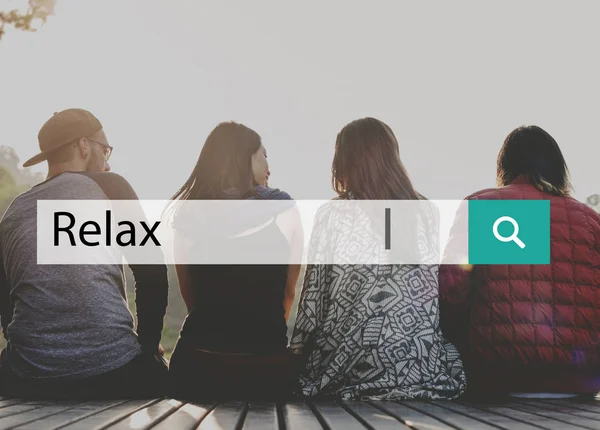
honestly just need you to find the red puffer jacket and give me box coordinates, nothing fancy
[439,176,600,394]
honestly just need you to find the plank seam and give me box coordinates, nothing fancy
[526,400,600,417]
[191,403,218,429]
[5,402,91,430]
[338,401,379,430]
[276,402,287,430]
[366,400,460,430]
[506,404,595,430]
[518,400,600,421]
[141,400,186,430]
[425,401,512,430]
[50,400,130,430]
[0,404,48,421]
[0,400,32,410]
[306,401,332,430]
[234,402,249,430]
[92,398,163,430]
[454,401,551,430]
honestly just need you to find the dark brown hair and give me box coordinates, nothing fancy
[171,121,262,201]
[497,125,572,196]
[332,117,423,200]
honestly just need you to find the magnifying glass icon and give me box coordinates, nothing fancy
[493,216,526,249]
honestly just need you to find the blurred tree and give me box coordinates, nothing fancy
[587,194,600,213]
[0,166,29,216]
[0,0,56,40]
[0,146,45,187]
[0,146,44,217]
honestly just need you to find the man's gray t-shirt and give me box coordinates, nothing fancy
[0,172,168,379]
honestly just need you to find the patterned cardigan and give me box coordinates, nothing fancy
[289,199,467,400]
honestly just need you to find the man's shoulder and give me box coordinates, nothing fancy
[74,172,139,200]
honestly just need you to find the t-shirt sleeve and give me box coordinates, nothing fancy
[78,172,169,353]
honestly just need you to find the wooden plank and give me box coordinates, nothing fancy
[461,402,580,430]
[0,403,46,419]
[0,402,85,430]
[197,402,247,430]
[368,401,455,430]
[535,399,600,416]
[521,400,600,420]
[282,402,323,430]
[104,399,183,430]
[342,401,410,429]
[15,400,127,430]
[510,402,600,430]
[400,401,499,430]
[150,403,214,430]
[0,399,32,409]
[311,401,367,430]
[437,401,542,430]
[58,399,159,430]
[241,403,278,430]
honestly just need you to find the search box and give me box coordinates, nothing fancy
[469,200,550,264]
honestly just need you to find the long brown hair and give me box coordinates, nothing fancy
[332,117,423,200]
[171,121,262,201]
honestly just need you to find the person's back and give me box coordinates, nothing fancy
[290,117,467,400]
[0,172,143,378]
[440,177,600,394]
[179,186,292,353]
[168,122,301,400]
[0,109,169,399]
[439,125,600,395]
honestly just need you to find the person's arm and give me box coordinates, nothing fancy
[130,263,168,354]
[174,265,194,312]
[0,251,12,341]
[80,172,169,355]
[439,264,472,348]
[288,204,331,355]
[284,264,301,322]
[439,199,472,349]
[281,200,304,322]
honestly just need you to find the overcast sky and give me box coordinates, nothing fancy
[1,0,599,201]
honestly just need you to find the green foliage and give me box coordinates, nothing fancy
[0,167,29,216]
[0,146,44,217]
[0,0,56,40]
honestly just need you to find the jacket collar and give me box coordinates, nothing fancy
[508,174,530,185]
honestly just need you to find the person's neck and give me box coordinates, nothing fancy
[47,164,86,180]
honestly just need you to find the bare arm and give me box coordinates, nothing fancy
[175,264,195,313]
[173,231,195,313]
[279,201,304,322]
[439,199,472,349]
[284,264,301,322]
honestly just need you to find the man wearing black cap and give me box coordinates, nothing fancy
[0,109,170,399]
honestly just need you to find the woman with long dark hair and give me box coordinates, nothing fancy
[439,125,600,397]
[289,117,467,399]
[168,121,301,399]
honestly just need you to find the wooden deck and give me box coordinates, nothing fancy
[1,397,600,429]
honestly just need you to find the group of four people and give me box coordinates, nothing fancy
[0,108,599,401]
